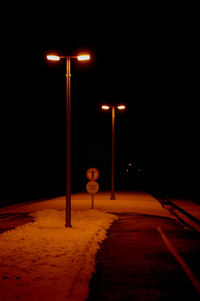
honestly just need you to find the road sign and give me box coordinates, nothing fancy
[86,168,100,181]
[86,181,99,194]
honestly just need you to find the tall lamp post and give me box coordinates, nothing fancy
[101,105,126,200]
[47,54,90,228]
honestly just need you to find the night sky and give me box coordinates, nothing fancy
[1,4,199,202]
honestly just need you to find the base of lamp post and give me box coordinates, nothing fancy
[110,195,116,200]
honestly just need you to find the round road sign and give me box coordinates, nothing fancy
[86,168,100,181]
[86,181,99,194]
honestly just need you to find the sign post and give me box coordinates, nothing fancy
[86,168,100,209]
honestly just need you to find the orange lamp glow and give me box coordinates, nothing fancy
[117,105,126,110]
[77,55,90,61]
[47,55,60,61]
[102,105,110,110]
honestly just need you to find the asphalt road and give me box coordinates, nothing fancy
[87,213,200,300]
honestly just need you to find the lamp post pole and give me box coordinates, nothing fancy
[47,53,90,228]
[101,104,126,200]
[111,106,116,200]
[66,57,72,227]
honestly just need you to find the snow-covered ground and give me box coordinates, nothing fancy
[0,191,173,218]
[0,192,173,300]
[0,209,117,301]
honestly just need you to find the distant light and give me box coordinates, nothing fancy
[77,55,90,61]
[117,105,126,110]
[128,163,132,167]
[102,105,110,110]
[47,55,60,61]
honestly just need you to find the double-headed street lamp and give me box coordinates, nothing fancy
[101,104,126,200]
[47,53,90,228]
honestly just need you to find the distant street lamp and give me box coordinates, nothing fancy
[47,53,90,227]
[101,104,126,200]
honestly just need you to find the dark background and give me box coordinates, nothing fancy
[1,4,199,203]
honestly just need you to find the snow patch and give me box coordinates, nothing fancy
[0,209,117,301]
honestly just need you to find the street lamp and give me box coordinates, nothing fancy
[47,53,90,228]
[101,104,126,200]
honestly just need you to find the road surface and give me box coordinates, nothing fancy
[87,212,200,300]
